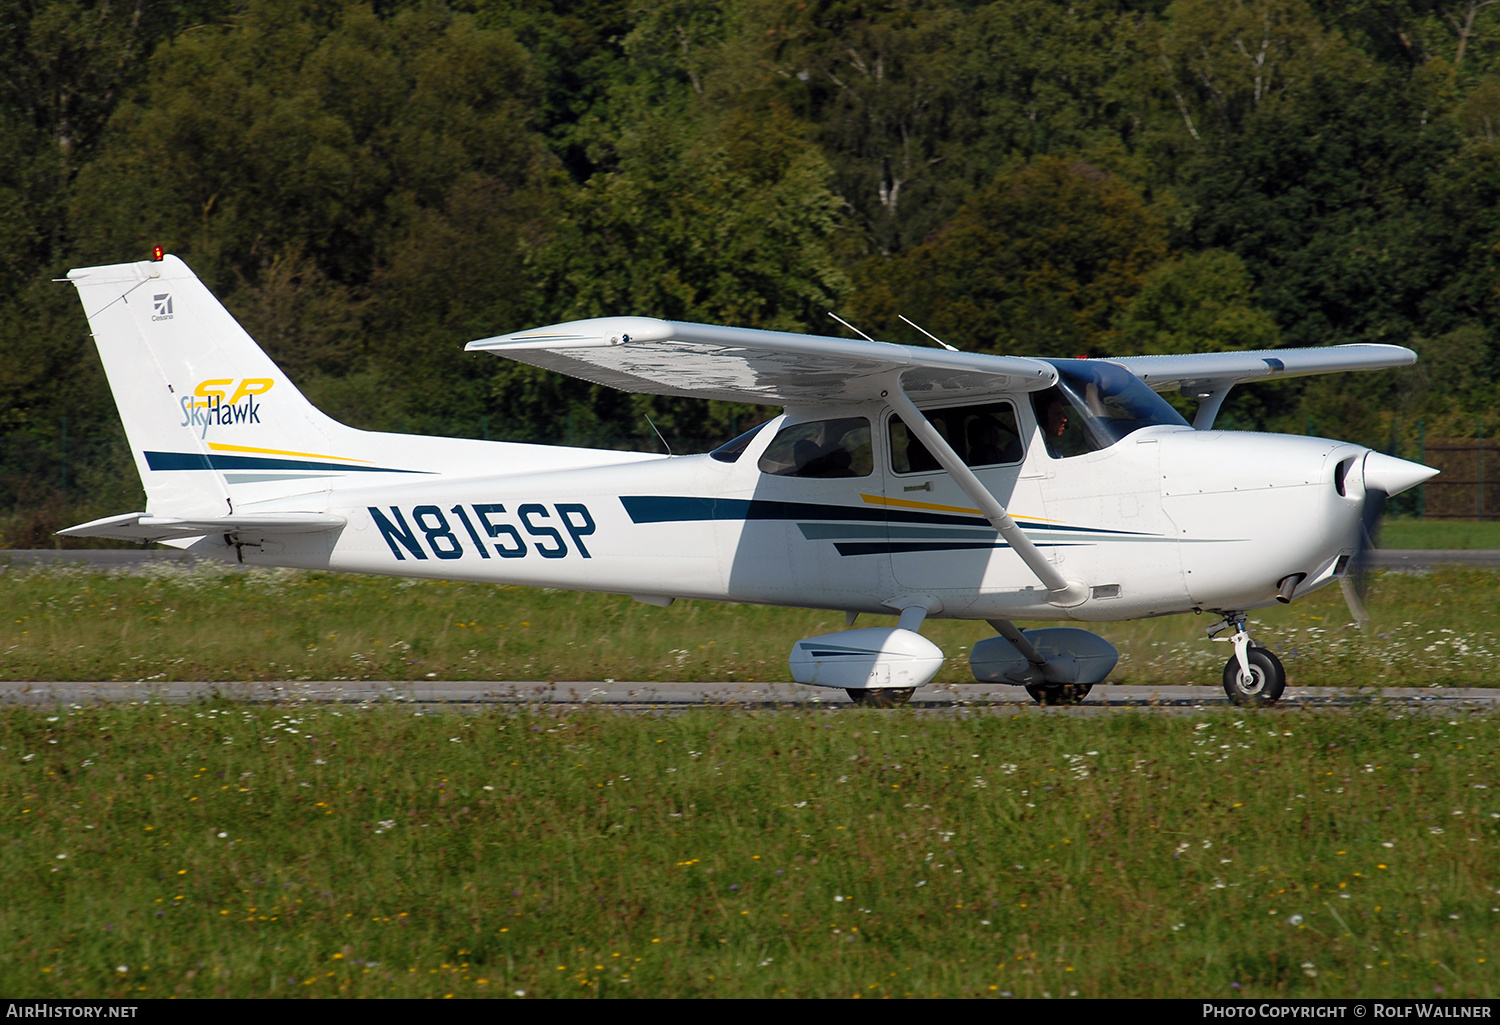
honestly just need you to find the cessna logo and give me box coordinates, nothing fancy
[179,378,274,438]
[151,293,174,321]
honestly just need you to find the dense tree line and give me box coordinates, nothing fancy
[4,0,1500,542]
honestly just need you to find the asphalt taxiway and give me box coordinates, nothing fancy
[0,679,1495,713]
[4,549,1496,712]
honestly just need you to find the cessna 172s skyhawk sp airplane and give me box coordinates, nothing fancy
[62,254,1437,707]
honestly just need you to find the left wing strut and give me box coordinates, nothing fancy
[885,384,1088,607]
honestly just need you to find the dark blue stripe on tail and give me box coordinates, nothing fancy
[145,451,426,474]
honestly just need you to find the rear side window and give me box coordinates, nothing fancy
[758,417,873,478]
[889,402,1024,474]
[709,423,766,463]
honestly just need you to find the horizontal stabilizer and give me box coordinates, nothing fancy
[59,512,346,543]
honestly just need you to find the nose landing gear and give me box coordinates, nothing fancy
[1209,613,1286,706]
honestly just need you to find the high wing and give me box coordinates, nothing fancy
[469,318,1415,413]
[1107,344,1416,429]
[465,317,1058,403]
[1108,344,1417,393]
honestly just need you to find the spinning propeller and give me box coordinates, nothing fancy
[1340,451,1438,627]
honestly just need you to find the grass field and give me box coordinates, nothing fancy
[2,560,1499,688]
[2,565,1498,998]
[1379,520,1500,550]
[3,702,1495,998]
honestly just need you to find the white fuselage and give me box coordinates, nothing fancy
[203,400,1368,623]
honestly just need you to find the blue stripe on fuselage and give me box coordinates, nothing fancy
[619,495,1152,535]
[145,451,427,474]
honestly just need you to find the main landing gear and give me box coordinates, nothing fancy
[845,688,915,708]
[1023,683,1093,706]
[1209,613,1286,706]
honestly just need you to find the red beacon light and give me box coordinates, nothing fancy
[151,245,164,262]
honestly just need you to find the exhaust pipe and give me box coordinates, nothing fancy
[1275,573,1307,604]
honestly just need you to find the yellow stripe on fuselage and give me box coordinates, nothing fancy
[859,492,1062,523]
[206,442,369,463]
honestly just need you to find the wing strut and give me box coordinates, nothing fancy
[1192,385,1234,430]
[884,386,1088,608]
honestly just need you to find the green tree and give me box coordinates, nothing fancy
[1312,0,1500,76]
[1157,0,1356,140]
[1181,48,1459,351]
[68,0,558,440]
[1118,249,1281,354]
[857,156,1169,357]
[0,0,230,535]
[744,0,1151,256]
[521,102,851,446]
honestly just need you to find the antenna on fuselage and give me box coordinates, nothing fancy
[644,413,673,456]
[898,314,960,352]
[827,312,875,342]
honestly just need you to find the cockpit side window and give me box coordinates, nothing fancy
[889,402,1024,474]
[758,417,873,478]
[1031,386,1098,459]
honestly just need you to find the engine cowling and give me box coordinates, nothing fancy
[789,627,944,690]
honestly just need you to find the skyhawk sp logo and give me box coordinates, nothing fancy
[180,378,274,438]
[151,294,174,321]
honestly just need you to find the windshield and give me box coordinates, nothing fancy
[1032,359,1187,458]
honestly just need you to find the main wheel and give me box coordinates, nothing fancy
[1222,647,1286,706]
[846,688,915,708]
[1024,683,1093,706]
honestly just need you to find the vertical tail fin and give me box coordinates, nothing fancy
[70,254,651,525]
[69,256,383,515]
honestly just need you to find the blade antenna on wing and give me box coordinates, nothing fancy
[898,314,960,352]
[827,312,875,342]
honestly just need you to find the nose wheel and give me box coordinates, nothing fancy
[1221,647,1285,706]
[1210,613,1286,706]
